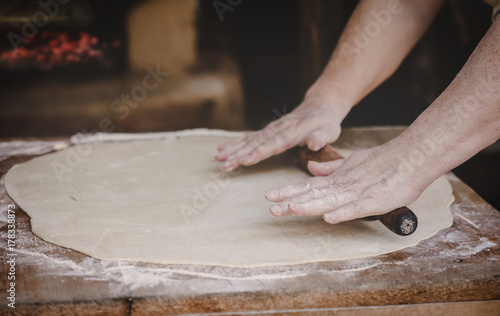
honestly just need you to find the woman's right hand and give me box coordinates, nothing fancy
[215,96,350,172]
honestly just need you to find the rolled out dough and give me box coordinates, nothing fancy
[5,131,454,267]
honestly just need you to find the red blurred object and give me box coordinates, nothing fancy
[0,31,119,70]
[112,39,122,48]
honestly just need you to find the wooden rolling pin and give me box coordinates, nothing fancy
[297,145,418,236]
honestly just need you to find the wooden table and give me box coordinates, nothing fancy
[0,128,499,315]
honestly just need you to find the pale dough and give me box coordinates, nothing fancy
[4,132,454,267]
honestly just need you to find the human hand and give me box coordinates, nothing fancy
[265,144,435,224]
[215,97,349,172]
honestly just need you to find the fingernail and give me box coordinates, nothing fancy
[265,190,277,200]
[270,204,286,215]
[307,141,319,151]
[220,161,234,172]
[308,161,319,168]
[288,203,303,215]
[323,214,338,224]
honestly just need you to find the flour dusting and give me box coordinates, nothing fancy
[0,140,68,162]
[455,213,480,229]
[439,237,496,257]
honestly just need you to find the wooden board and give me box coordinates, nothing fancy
[0,128,499,315]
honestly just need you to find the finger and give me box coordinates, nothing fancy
[240,133,291,166]
[238,127,279,157]
[218,130,271,165]
[215,138,249,161]
[288,191,354,216]
[270,203,292,217]
[217,134,248,151]
[217,130,269,164]
[265,176,334,202]
[219,155,241,172]
[323,199,375,224]
[308,159,344,176]
[219,133,273,169]
[220,117,293,165]
[269,186,337,216]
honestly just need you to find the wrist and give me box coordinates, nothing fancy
[303,81,353,122]
[379,130,445,191]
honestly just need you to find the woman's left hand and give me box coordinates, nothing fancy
[265,144,433,224]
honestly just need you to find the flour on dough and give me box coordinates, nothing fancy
[5,131,454,267]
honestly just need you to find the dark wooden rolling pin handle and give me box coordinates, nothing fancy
[297,145,418,236]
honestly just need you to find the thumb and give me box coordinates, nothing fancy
[305,129,331,151]
[308,159,344,176]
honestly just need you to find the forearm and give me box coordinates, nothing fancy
[307,0,444,110]
[386,18,500,188]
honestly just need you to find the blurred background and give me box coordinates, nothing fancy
[0,0,498,209]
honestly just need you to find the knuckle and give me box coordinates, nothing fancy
[242,132,256,142]
[273,133,288,145]
[267,118,289,134]
[271,119,285,130]
[325,194,338,205]
[303,180,312,191]
[310,177,326,188]
[310,130,327,143]
[254,131,268,144]
[350,200,370,217]
[280,113,295,125]
[252,145,265,156]
[343,189,357,201]
[325,176,337,186]
[309,188,321,198]
[292,208,304,216]
[274,144,289,154]
[362,197,381,216]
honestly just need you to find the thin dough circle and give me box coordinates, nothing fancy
[5,132,454,267]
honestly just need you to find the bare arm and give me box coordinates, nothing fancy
[386,17,500,189]
[309,0,444,106]
[266,18,500,224]
[216,0,445,171]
